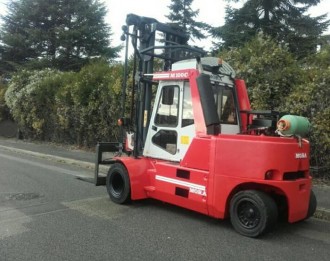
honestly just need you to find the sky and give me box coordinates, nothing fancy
[105,0,227,51]
[0,0,329,57]
[105,0,330,55]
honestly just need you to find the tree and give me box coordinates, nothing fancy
[0,0,120,72]
[166,0,210,41]
[212,0,330,58]
[219,35,303,110]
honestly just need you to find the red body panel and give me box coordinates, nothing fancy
[147,161,209,215]
[235,79,251,132]
[189,70,207,135]
[118,133,310,223]
[180,136,211,171]
[209,135,310,222]
[115,157,151,200]
[214,135,309,180]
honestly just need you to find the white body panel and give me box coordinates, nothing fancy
[143,81,196,162]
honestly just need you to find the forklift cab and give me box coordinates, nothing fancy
[143,58,241,162]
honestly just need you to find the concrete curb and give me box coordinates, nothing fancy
[314,208,330,222]
[1,144,330,222]
[0,144,109,174]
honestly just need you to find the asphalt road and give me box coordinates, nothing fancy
[1,147,330,261]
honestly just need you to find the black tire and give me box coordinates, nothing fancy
[306,190,317,219]
[106,163,131,204]
[230,190,278,238]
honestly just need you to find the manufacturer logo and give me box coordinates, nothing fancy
[295,153,307,159]
[170,72,189,78]
[189,187,207,196]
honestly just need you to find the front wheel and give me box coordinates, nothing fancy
[230,190,278,237]
[106,163,131,204]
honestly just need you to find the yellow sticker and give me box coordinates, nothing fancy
[143,110,148,127]
[181,136,189,145]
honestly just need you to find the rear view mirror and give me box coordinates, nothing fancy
[162,86,174,105]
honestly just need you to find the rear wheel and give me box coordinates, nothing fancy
[106,163,131,204]
[230,190,278,237]
[306,190,317,219]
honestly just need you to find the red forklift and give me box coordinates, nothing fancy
[94,14,316,237]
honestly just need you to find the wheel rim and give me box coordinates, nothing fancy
[236,200,261,229]
[111,172,124,197]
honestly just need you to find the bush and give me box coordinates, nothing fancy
[284,47,330,178]
[0,78,9,122]
[55,61,124,146]
[220,36,329,178]
[5,61,124,147]
[219,35,303,110]
[5,69,63,139]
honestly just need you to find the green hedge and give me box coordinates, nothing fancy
[0,78,8,122]
[5,61,124,146]
[283,47,330,177]
[219,36,303,110]
[220,36,330,178]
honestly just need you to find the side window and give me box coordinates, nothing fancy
[152,130,177,155]
[155,85,179,127]
[220,89,237,124]
[213,85,237,125]
[182,82,194,127]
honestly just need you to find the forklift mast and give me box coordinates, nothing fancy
[120,14,206,156]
